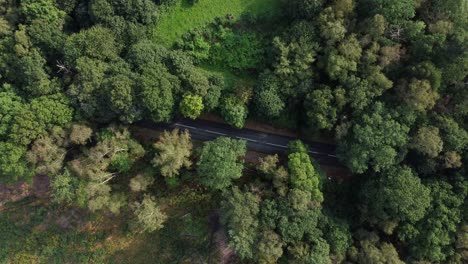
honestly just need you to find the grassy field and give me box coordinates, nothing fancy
[153,0,282,47]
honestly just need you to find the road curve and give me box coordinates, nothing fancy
[135,119,342,167]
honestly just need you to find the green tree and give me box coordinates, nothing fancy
[288,152,323,204]
[220,96,247,129]
[0,91,23,140]
[63,26,121,66]
[152,129,192,178]
[197,137,246,190]
[221,187,260,259]
[338,102,410,173]
[256,230,283,264]
[51,170,78,204]
[0,142,31,183]
[361,166,431,234]
[179,93,204,119]
[139,63,179,122]
[132,195,167,233]
[304,86,343,130]
[254,73,285,118]
[407,179,466,262]
[20,0,65,23]
[359,0,415,24]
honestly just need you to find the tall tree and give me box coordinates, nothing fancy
[197,137,246,190]
[152,129,192,178]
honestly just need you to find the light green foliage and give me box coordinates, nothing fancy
[361,166,431,231]
[221,186,260,259]
[20,0,65,23]
[16,49,57,97]
[435,115,468,152]
[153,0,282,47]
[179,93,204,119]
[51,170,78,204]
[197,137,246,190]
[133,195,167,233]
[398,78,439,112]
[152,129,192,178]
[338,102,410,173]
[288,237,331,264]
[288,152,323,204]
[69,126,145,213]
[220,96,247,128]
[410,126,443,158]
[140,63,180,122]
[0,142,31,183]
[69,124,93,145]
[256,230,283,264]
[129,173,154,192]
[318,7,346,44]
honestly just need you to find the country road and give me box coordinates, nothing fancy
[135,119,342,167]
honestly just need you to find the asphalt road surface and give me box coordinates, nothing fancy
[136,119,341,166]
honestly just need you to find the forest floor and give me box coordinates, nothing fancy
[153,0,282,47]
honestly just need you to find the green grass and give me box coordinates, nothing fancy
[153,0,282,47]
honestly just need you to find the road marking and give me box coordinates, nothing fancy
[236,136,258,142]
[327,154,337,158]
[309,151,320,154]
[204,129,226,136]
[265,142,288,148]
[175,124,197,130]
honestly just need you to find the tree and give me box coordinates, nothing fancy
[132,195,167,233]
[359,0,415,24]
[410,126,443,158]
[338,102,410,173]
[179,93,204,119]
[220,96,247,129]
[407,179,466,262]
[197,137,246,190]
[352,232,404,264]
[221,187,260,259]
[69,124,93,145]
[304,86,343,130]
[105,73,139,123]
[63,25,121,66]
[254,73,285,118]
[140,63,179,123]
[256,230,283,264]
[51,170,77,204]
[0,92,23,140]
[152,129,192,178]
[20,0,65,23]
[398,78,439,112]
[288,152,323,204]
[0,142,31,183]
[26,135,66,176]
[361,166,431,234]
[129,173,154,192]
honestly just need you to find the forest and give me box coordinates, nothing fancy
[0,0,466,263]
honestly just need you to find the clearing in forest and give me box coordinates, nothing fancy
[153,0,281,47]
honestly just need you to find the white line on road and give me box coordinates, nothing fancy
[265,142,288,148]
[309,151,320,154]
[204,129,226,136]
[236,136,258,142]
[328,154,337,158]
[175,124,198,130]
